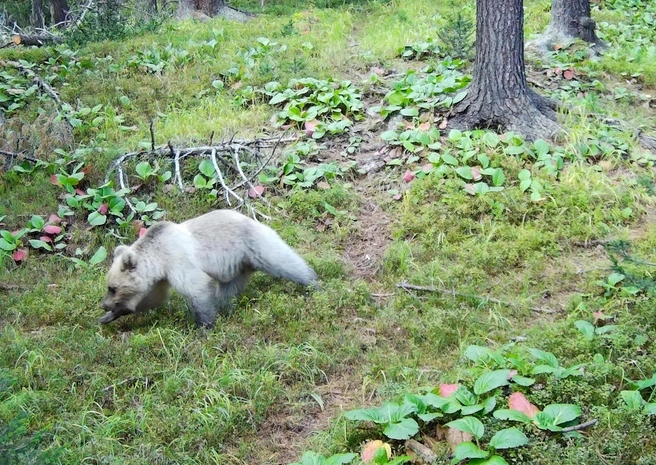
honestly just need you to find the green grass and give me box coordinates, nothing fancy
[2,0,656,464]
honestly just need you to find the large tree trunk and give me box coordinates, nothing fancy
[50,0,70,25]
[531,0,605,51]
[448,0,560,141]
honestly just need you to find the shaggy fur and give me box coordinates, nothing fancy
[99,210,318,327]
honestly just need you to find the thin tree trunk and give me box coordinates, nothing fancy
[177,0,254,21]
[531,0,605,51]
[448,0,560,141]
[31,0,45,28]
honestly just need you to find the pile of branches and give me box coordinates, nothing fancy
[105,133,296,219]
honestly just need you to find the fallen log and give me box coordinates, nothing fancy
[12,34,64,47]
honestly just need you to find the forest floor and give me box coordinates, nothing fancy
[2,0,656,464]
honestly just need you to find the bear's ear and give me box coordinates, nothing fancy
[120,249,138,272]
[114,245,129,258]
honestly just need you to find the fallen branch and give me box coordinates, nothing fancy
[560,418,598,433]
[105,134,296,220]
[3,59,62,105]
[0,149,42,165]
[571,239,611,248]
[405,439,438,464]
[12,33,64,47]
[397,282,559,314]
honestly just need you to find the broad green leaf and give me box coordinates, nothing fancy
[269,93,288,105]
[198,159,216,178]
[383,417,419,440]
[474,369,511,395]
[470,455,510,465]
[28,239,52,251]
[518,169,531,181]
[461,404,485,415]
[575,320,595,340]
[0,238,16,251]
[621,390,644,410]
[464,345,493,364]
[510,375,535,386]
[531,365,559,375]
[441,153,459,165]
[455,386,478,406]
[89,246,108,265]
[448,129,463,141]
[493,409,533,424]
[445,416,484,439]
[482,132,499,148]
[491,168,506,187]
[533,139,550,156]
[528,348,559,368]
[452,442,489,465]
[482,396,497,415]
[632,373,656,390]
[505,145,525,155]
[489,428,529,450]
[87,211,107,226]
[423,392,451,411]
[455,166,473,180]
[644,403,656,415]
[380,130,398,141]
[534,412,562,431]
[324,453,357,465]
[542,404,581,426]
[400,107,419,117]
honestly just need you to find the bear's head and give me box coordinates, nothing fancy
[99,245,151,323]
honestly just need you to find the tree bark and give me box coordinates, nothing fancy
[177,0,255,22]
[448,0,560,141]
[531,0,605,51]
[50,0,71,25]
[31,0,45,29]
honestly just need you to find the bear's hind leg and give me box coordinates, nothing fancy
[215,271,253,316]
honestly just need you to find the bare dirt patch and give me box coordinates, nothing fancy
[242,372,362,465]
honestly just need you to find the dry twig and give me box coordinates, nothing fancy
[560,419,598,433]
[397,282,559,314]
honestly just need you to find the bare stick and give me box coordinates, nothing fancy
[209,130,214,146]
[210,148,243,205]
[232,145,271,207]
[150,119,156,151]
[173,149,183,190]
[405,439,438,464]
[115,161,137,215]
[560,419,598,433]
[396,282,559,314]
[0,149,41,164]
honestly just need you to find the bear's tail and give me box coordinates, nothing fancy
[247,225,318,286]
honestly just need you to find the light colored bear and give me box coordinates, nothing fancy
[99,209,318,327]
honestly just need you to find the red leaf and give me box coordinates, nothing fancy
[138,228,148,238]
[418,121,431,131]
[508,370,518,379]
[304,119,320,137]
[464,183,476,195]
[50,174,60,186]
[471,166,482,181]
[12,249,27,262]
[248,185,265,198]
[439,119,448,129]
[75,188,86,196]
[371,67,385,76]
[98,203,109,215]
[439,383,459,397]
[48,214,61,224]
[402,170,415,183]
[361,440,391,463]
[421,163,433,173]
[508,392,541,418]
[39,235,53,243]
[43,225,62,235]
[563,69,575,80]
